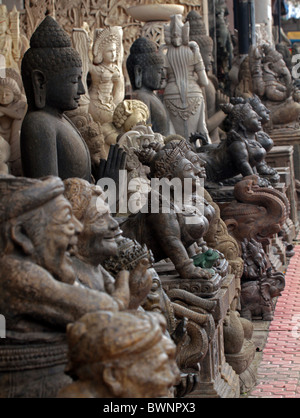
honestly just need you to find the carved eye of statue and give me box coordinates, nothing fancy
[184,163,193,172]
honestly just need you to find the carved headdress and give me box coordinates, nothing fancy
[0,174,65,224]
[103,236,154,276]
[186,10,213,50]
[92,28,120,65]
[164,14,190,46]
[65,310,167,372]
[220,102,255,131]
[63,178,106,222]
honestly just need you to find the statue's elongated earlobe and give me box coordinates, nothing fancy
[134,65,143,89]
[32,70,47,109]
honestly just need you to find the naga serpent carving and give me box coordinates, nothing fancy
[220,175,288,245]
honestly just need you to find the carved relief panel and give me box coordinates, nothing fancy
[21,1,204,60]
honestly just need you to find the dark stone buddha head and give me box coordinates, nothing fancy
[126,37,164,91]
[21,16,84,111]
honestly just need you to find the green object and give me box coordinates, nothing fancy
[192,249,220,269]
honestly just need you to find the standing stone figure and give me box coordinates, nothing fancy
[0,73,27,176]
[186,10,229,143]
[126,37,175,137]
[88,27,124,126]
[161,14,211,142]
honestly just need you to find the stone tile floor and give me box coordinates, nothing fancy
[246,242,300,398]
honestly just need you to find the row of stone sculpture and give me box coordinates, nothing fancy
[0,10,294,399]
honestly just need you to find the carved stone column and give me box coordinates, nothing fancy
[157,264,240,398]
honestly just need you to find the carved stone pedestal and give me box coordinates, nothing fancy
[154,262,225,299]
[265,145,299,233]
[267,129,300,180]
[156,264,240,398]
[188,274,240,398]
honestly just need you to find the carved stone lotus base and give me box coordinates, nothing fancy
[154,262,226,298]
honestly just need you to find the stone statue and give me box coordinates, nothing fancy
[126,37,175,137]
[0,174,134,398]
[120,140,220,285]
[65,27,106,174]
[117,124,164,215]
[220,175,287,321]
[215,0,233,92]
[249,44,300,129]
[0,72,27,176]
[245,95,280,185]
[186,10,229,143]
[223,309,256,393]
[161,14,210,142]
[63,177,152,310]
[0,5,20,71]
[21,16,92,182]
[191,102,268,188]
[0,135,10,174]
[102,99,150,157]
[240,238,285,321]
[203,192,244,286]
[58,310,180,398]
[103,235,217,381]
[88,27,124,126]
[67,112,105,178]
[220,175,288,246]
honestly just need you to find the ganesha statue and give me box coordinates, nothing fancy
[249,44,300,131]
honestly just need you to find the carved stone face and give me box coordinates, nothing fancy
[45,67,85,112]
[172,157,201,188]
[34,195,83,284]
[185,149,207,180]
[242,109,262,133]
[77,194,120,265]
[254,103,270,125]
[225,207,281,244]
[0,85,14,106]
[142,63,164,91]
[102,43,117,65]
[171,28,183,47]
[123,110,148,132]
[115,335,180,398]
[202,44,214,73]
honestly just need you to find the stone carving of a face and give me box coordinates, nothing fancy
[242,109,262,133]
[36,195,83,284]
[45,67,85,112]
[0,85,14,106]
[101,43,117,65]
[0,176,83,285]
[61,310,180,398]
[64,179,120,266]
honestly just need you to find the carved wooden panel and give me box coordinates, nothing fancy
[21,0,204,59]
